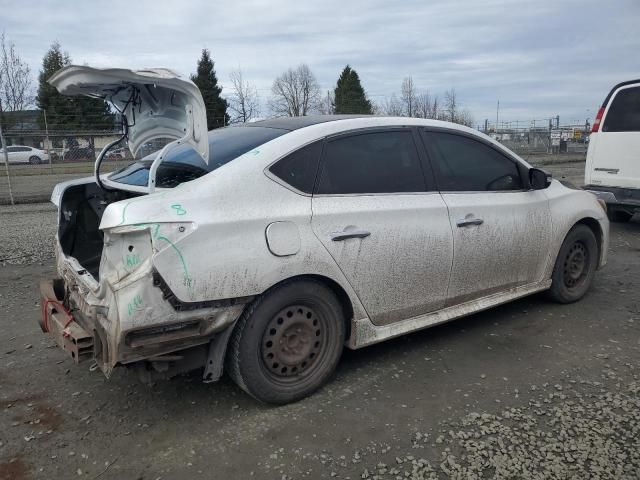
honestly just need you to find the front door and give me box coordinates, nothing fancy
[422,130,551,304]
[311,128,454,326]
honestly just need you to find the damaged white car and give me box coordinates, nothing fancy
[39,66,609,404]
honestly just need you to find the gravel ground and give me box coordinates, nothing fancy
[0,204,56,265]
[1,163,639,479]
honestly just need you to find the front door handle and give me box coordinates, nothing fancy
[330,230,371,241]
[457,217,484,227]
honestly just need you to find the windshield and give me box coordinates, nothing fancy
[108,125,288,188]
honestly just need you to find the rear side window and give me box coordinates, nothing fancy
[316,130,426,194]
[269,141,322,194]
[426,132,522,192]
[603,86,640,132]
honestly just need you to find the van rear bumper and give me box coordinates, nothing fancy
[584,185,640,211]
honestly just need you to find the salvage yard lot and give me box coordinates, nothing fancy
[1,161,639,479]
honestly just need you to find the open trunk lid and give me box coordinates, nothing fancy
[48,65,209,164]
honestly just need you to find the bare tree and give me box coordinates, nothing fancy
[432,95,439,120]
[400,76,417,117]
[270,64,320,117]
[318,90,335,115]
[227,69,259,123]
[415,91,435,119]
[0,32,33,112]
[456,108,475,127]
[444,88,457,123]
[379,94,404,116]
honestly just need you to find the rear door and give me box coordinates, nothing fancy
[587,83,640,188]
[311,128,454,326]
[421,130,551,305]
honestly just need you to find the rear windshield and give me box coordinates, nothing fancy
[603,86,640,132]
[108,126,288,188]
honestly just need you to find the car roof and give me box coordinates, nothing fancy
[242,115,372,131]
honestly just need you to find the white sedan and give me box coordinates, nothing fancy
[0,145,50,164]
[39,66,609,404]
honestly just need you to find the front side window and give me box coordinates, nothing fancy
[316,130,426,194]
[269,141,322,194]
[603,86,640,132]
[426,132,522,192]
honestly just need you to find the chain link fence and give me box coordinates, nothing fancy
[0,109,231,204]
[478,120,591,158]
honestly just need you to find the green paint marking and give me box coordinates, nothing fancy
[117,192,169,226]
[124,253,141,268]
[123,222,193,289]
[171,203,187,216]
[157,233,191,286]
[127,294,143,316]
[251,149,260,156]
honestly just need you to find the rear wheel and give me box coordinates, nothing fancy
[548,225,598,303]
[28,155,42,165]
[607,207,633,223]
[226,279,345,404]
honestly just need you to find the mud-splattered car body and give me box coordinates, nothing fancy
[39,66,609,392]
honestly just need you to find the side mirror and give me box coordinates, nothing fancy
[529,168,551,190]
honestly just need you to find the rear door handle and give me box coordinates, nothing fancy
[456,217,484,227]
[330,230,371,241]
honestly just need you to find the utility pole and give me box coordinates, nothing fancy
[496,100,499,134]
[0,101,15,205]
[44,109,53,172]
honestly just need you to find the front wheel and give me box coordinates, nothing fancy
[548,225,598,303]
[29,156,42,164]
[226,279,345,404]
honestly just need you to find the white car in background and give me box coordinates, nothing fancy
[38,66,609,404]
[585,79,640,222]
[0,145,50,164]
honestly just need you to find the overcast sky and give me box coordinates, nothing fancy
[1,0,637,126]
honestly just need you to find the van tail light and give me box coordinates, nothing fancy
[591,106,605,133]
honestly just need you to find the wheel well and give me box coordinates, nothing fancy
[263,274,354,339]
[575,217,603,262]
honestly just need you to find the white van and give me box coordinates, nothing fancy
[585,79,640,222]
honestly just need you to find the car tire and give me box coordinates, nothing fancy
[226,279,345,404]
[607,207,633,223]
[29,156,42,165]
[548,224,598,304]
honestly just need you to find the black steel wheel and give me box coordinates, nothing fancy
[549,225,598,303]
[226,279,345,404]
[261,305,327,382]
[562,241,588,289]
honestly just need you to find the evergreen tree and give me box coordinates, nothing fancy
[334,65,372,115]
[190,49,228,129]
[36,42,114,131]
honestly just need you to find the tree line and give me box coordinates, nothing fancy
[0,32,473,133]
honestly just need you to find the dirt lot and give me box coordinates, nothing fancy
[1,162,639,479]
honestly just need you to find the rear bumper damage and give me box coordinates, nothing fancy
[39,241,249,382]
